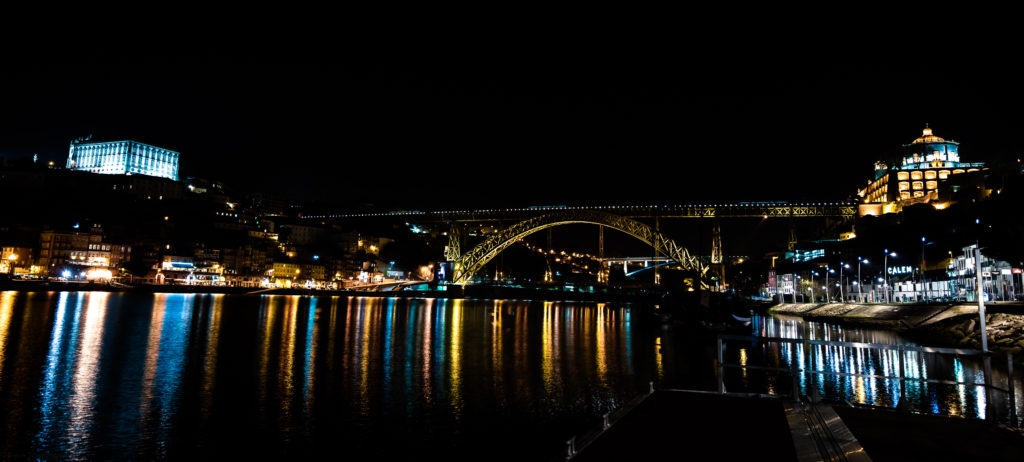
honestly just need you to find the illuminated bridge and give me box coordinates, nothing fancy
[301,202,855,286]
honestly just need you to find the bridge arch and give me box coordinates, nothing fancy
[452,210,707,284]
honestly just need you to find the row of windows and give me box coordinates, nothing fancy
[896,169,958,181]
[898,181,939,191]
[75,143,177,161]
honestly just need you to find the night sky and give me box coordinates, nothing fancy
[3,32,1022,209]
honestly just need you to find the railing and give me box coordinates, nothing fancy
[564,382,654,460]
[715,335,1018,427]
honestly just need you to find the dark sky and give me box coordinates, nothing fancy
[3,31,1022,209]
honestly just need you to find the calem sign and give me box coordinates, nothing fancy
[886,265,914,275]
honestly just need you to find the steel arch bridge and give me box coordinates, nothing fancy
[451,210,708,284]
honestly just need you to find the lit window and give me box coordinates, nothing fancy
[939,170,950,179]
[953,169,965,174]
[924,170,936,179]
[898,182,910,191]
[911,171,923,180]
[897,171,909,180]
[912,181,923,190]
[926,181,937,190]
[913,191,925,198]
[900,191,911,199]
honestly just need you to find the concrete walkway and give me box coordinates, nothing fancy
[568,389,1024,461]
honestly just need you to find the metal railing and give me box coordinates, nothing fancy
[564,382,654,460]
[715,334,1018,426]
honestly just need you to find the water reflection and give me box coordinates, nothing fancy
[736,314,1016,423]
[3,293,659,458]
[0,292,16,381]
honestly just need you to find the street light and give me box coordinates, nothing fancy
[825,265,830,303]
[920,237,935,302]
[857,258,869,303]
[884,249,897,303]
[839,262,851,302]
[810,270,818,302]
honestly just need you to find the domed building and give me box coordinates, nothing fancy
[857,125,986,215]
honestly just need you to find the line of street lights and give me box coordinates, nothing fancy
[792,251,902,303]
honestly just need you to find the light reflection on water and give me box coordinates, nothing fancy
[732,314,1020,423]
[3,291,1018,459]
[0,292,652,460]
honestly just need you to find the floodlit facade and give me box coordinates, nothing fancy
[858,125,985,215]
[66,139,180,181]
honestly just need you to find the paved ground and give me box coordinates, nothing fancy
[570,390,1024,461]
[571,391,797,461]
[835,406,1024,462]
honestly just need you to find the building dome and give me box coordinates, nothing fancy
[911,124,946,144]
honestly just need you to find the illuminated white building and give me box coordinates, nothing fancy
[66,139,179,181]
[858,125,985,215]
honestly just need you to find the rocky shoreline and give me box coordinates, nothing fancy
[770,302,1024,360]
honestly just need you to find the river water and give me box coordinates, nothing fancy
[0,291,1019,460]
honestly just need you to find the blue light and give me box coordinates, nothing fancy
[313,255,320,261]
[73,223,80,229]
[61,270,71,278]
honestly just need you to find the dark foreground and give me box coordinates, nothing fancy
[572,390,1024,461]
[572,391,797,461]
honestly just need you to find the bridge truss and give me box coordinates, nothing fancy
[452,210,707,284]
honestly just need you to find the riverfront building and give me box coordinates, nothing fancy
[858,125,985,215]
[66,139,180,181]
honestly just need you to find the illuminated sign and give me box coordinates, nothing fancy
[886,265,913,275]
[792,249,824,263]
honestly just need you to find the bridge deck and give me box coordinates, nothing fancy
[304,203,858,221]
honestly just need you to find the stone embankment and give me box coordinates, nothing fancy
[770,302,1024,356]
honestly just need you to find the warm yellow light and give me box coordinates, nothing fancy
[164,216,169,221]
[7,254,16,261]
[85,268,113,281]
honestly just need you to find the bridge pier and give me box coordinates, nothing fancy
[544,228,554,283]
